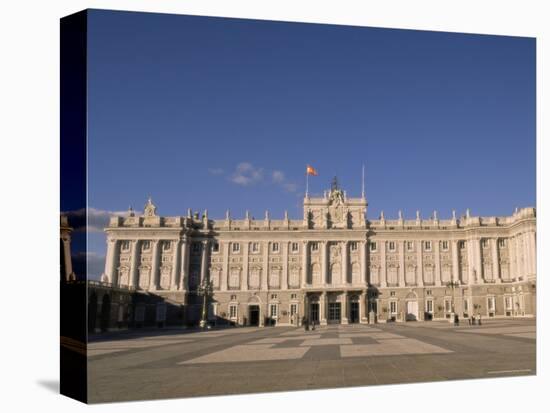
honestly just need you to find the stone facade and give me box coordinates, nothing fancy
[101,182,536,327]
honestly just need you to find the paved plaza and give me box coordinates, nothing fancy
[87,319,536,403]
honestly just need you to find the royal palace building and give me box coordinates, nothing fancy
[100,179,536,327]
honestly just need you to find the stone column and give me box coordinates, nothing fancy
[416,240,424,286]
[360,290,368,323]
[321,241,328,286]
[221,241,229,291]
[341,292,348,324]
[474,238,482,283]
[61,235,74,281]
[170,239,181,290]
[398,241,405,287]
[282,241,289,290]
[525,232,534,277]
[130,240,141,289]
[510,236,518,280]
[467,239,475,285]
[341,241,349,285]
[491,238,500,283]
[451,240,460,283]
[360,241,367,285]
[242,242,249,291]
[320,291,327,325]
[434,240,442,286]
[301,241,309,287]
[380,241,387,287]
[103,238,117,284]
[148,240,160,290]
[262,241,269,291]
[529,231,537,277]
[200,240,209,285]
[520,233,528,278]
[179,236,190,291]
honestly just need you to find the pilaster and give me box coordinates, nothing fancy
[242,242,249,291]
[301,241,309,287]
[282,241,289,290]
[451,240,459,283]
[491,238,501,283]
[179,236,190,291]
[380,241,387,288]
[398,241,405,287]
[416,240,424,286]
[262,241,269,291]
[221,241,229,291]
[434,240,442,286]
[321,241,328,287]
[341,241,349,285]
[130,240,142,289]
[170,239,181,290]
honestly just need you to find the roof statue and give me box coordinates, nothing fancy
[144,196,157,217]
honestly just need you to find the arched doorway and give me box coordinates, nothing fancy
[349,295,360,323]
[405,291,418,321]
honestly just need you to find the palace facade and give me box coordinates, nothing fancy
[101,180,536,326]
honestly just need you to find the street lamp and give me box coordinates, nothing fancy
[446,280,460,323]
[198,278,214,329]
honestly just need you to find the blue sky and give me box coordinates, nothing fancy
[79,10,535,278]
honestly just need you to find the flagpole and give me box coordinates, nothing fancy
[306,170,309,197]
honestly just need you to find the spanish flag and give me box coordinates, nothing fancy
[306,165,318,176]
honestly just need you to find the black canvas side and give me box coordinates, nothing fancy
[60,9,88,404]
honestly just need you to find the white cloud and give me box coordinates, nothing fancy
[62,207,128,233]
[229,162,264,186]
[72,251,105,280]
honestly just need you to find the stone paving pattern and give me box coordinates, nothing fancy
[87,319,536,403]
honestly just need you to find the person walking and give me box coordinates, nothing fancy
[454,313,459,326]
[477,313,482,326]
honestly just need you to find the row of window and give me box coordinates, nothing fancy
[370,239,507,253]
[228,303,299,319]
[120,240,172,252]
[120,238,508,254]
[387,296,516,315]
[229,293,298,301]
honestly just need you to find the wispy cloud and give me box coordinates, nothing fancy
[229,162,264,186]
[272,170,285,184]
[208,163,299,192]
[272,170,298,193]
[208,167,224,175]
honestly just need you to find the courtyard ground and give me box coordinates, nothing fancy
[87,318,536,403]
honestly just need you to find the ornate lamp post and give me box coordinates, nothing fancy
[446,280,460,323]
[198,278,214,329]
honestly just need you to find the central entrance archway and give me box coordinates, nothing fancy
[249,305,260,326]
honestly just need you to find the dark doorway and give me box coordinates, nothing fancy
[310,303,319,323]
[88,293,97,333]
[328,302,341,324]
[249,305,260,326]
[349,302,359,323]
[99,294,111,332]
